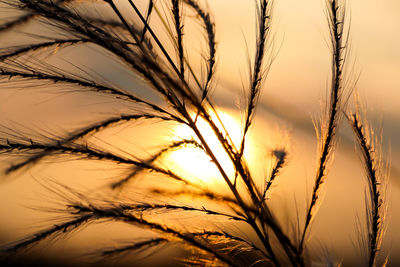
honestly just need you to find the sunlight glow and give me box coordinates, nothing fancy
[166,110,254,185]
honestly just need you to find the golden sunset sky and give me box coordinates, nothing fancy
[0,0,399,265]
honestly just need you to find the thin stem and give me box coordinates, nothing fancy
[91,203,246,222]
[171,0,185,76]
[299,0,346,254]
[100,238,167,257]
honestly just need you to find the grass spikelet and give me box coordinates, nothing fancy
[70,203,241,267]
[299,0,348,254]
[2,215,93,253]
[0,39,86,61]
[4,114,180,173]
[100,238,168,257]
[262,148,287,201]
[348,112,386,267]
[239,0,272,160]
[184,0,216,100]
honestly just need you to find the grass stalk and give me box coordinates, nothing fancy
[299,0,347,255]
[349,113,384,267]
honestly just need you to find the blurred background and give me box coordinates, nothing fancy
[0,0,399,266]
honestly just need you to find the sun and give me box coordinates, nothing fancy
[165,110,254,185]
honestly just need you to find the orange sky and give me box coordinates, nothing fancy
[0,0,399,265]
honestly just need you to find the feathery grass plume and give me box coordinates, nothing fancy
[0,39,86,61]
[348,112,386,267]
[0,139,193,185]
[299,0,348,255]
[218,6,291,253]
[2,214,94,253]
[111,203,246,222]
[0,0,294,265]
[4,114,181,174]
[262,148,287,201]
[230,2,303,264]
[99,238,168,257]
[119,3,267,250]
[4,198,241,266]
[183,0,216,100]
[0,67,149,104]
[191,231,271,260]
[239,0,272,160]
[15,0,193,109]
